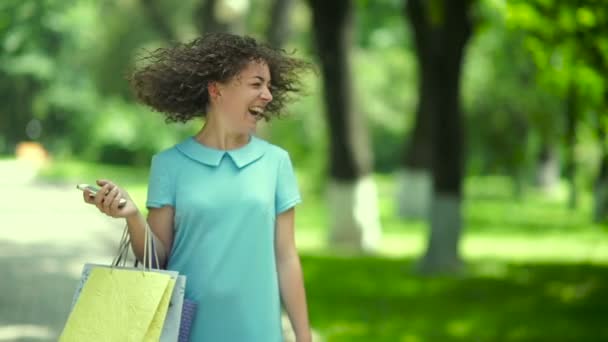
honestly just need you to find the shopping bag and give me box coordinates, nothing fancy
[134,235,189,341]
[60,224,177,341]
[178,298,198,342]
[131,230,197,342]
[68,263,186,342]
[60,267,175,341]
[159,272,186,341]
[137,236,197,342]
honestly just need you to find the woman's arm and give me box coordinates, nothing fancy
[275,208,311,342]
[84,179,174,268]
[125,206,174,268]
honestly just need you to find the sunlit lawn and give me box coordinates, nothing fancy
[39,160,608,341]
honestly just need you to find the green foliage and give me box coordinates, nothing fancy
[459,0,608,198]
[506,0,608,122]
[84,96,200,166]
[1,0,416,173]
[3,0,608,191]
[262,0,419,174]
[463,1,558,177]
[354,46,416,172]
[356,0,409,49]
[500,0,608,207]
[0,0,69,151]
[352,0,418,172]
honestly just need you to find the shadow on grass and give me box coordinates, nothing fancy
[302,254,608,342]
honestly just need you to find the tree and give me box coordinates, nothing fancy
[395,64,433,219]
[266,0,296,48]
[461,9,561,200]
[564,84,579,209]
[307,0,382,252]
[140,0,176,41]
[595,115,608,223]
[195,0,227,33]
[506,0,608,220]
[194,0,246,34]
[0,0,66,153]
[405,0,474,273]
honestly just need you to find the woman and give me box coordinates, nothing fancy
[83,32,312,342]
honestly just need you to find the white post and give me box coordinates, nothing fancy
[327,175,382,253]
[395,168,431,220]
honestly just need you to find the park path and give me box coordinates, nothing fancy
[0,160,123,341]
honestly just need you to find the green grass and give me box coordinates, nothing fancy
[303,256,608,341]
[37,159,608,341]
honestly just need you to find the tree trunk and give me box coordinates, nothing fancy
[594,122,608,223]
[584,36,608,224]
[195,0,231,34]
[396,0,436,220]
[510,166,526,200]
[406,0,472,274]
[594,154,608,223]
[140,0,176,41]
[266,0,295,48]
[395,168,431,220]
[564,84,578,209]
[395,57,434,219]
[509,115,529,200]
[2,78,36,153]
[535,143,559,192]
[307,0,381,252]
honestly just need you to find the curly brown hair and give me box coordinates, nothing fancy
[128,33,312,123]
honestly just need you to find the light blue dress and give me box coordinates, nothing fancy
[146,135,301,342]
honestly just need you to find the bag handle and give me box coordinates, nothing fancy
[142,223,161,269]
[112,224,160,271]
[111,224,131,267]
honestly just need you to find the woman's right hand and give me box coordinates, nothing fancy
[82,179,139,218]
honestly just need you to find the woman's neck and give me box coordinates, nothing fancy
[195,118,250,151]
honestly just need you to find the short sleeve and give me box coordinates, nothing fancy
[146,154,174,208]
[275,151,302,215]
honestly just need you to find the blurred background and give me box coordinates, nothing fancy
[1,0,608,341]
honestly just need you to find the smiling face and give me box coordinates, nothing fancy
[208,61,273,134]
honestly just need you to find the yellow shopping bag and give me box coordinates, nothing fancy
[60,267,175,341]
[60,223,176,341]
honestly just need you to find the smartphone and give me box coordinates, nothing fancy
[77,183,127,208]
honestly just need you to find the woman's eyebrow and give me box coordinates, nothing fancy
[252,76,271,83]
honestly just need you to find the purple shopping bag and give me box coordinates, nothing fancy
[178,298,198,342]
